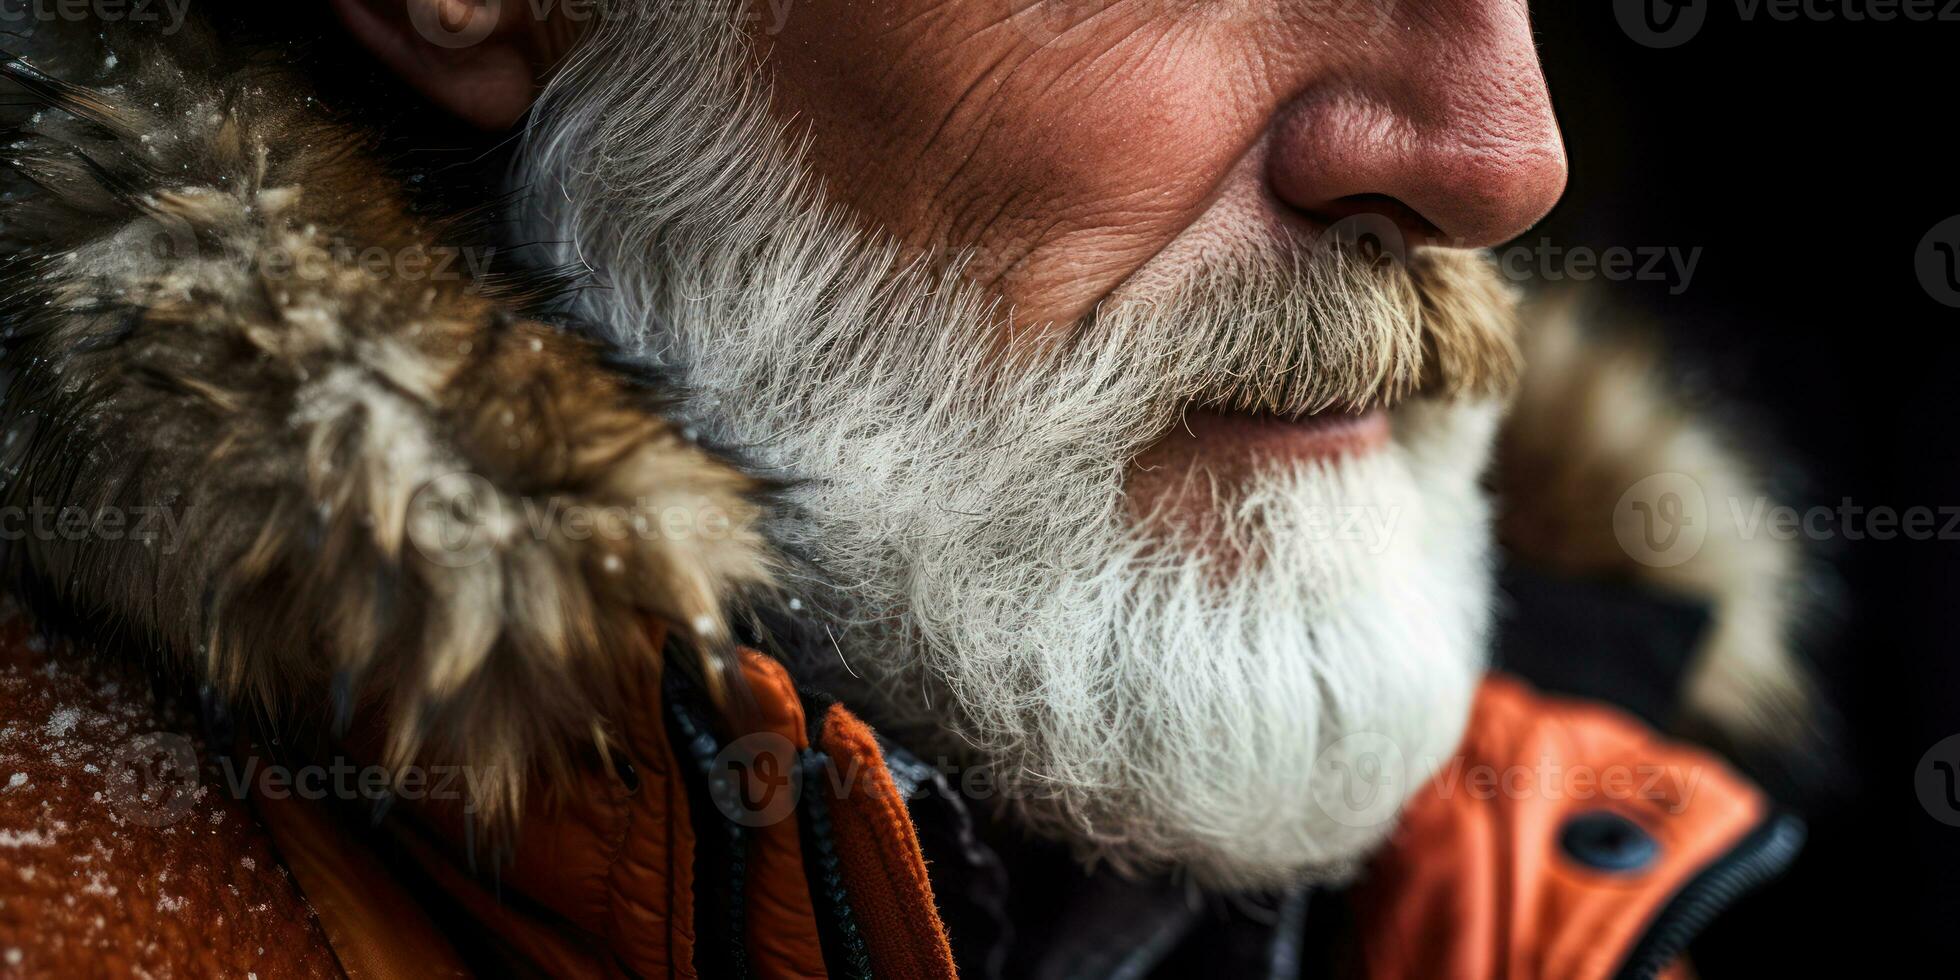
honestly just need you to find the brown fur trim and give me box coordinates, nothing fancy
[1495,296,1814,748]
[0,24,774,822]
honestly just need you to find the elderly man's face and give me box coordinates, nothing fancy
[759,0,1565,536]
[350,0,1569,889]
[761,0,1566,327]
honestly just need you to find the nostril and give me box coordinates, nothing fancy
[1303,193,1445,246]
[1265,27,1568,252]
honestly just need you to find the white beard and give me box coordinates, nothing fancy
[842,402,1500,890]
[516,0,1503,890]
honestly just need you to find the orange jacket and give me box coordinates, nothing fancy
[1352,675,1801,979]
[271,651,1795,978]
[0,620,1797,978]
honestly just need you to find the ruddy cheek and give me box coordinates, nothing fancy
[755,3,1269,324]
[944,80,1263,321]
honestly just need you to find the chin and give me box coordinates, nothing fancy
[844,398,1504,892]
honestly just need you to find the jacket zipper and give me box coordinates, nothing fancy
[1614,813,1806,980]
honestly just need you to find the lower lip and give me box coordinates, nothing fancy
[1126,408,1393,535]
[1172,408,1392,461]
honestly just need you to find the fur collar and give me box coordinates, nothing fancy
[0,21,774,822]
[1496,299,1815,749]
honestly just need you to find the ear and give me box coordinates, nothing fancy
[332,0,583,130]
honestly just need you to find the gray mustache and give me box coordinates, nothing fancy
[1081,244,1520,421]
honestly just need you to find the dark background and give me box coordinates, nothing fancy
[1531,1,1950,967]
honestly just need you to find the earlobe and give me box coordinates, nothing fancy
[332,0,569,130]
